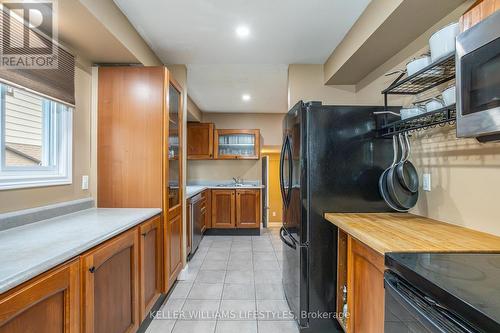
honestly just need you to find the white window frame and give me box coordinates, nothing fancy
[0,83,73,190]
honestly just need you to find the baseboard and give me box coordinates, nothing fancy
[204,228,261,236]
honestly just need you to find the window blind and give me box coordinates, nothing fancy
[0,5,75,106]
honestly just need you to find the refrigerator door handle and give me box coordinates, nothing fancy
[280,226,296,250]
[279,136,292,208]
[279,137,287,205]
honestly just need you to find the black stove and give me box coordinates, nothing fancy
[385,252,500,333]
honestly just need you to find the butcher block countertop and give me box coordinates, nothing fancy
[324,213,500,255]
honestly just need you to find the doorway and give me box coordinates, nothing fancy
[262,152,283,227]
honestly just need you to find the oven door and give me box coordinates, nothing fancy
[457,10,500,138]
[384,272,476,333]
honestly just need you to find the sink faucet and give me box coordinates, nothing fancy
[232,177,243,185]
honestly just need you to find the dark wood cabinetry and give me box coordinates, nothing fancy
[81,229,140,333]
[139,216,162,320]
[236,189,261,228]
[187,122,214,159]
[0,260,80,333]
[212,189,260,229]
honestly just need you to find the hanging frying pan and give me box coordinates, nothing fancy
[396,132,419,193]
[379,136,408,212]
[387,134,418,210]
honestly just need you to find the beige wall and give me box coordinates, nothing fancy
[79,0,162,66]
[288,5,500,236]
[188,160,262,183]
[0,66,92,213]
[187,96,202,122]
[288,65,357,108]
[202,112,283,147]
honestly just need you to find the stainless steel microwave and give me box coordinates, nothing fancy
[456,10,500,142]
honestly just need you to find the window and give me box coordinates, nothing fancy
[0,82,73,190]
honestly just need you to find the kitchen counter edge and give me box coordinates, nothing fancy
[0,207,161,294]
[324,212,500,256]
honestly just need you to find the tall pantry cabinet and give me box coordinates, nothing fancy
[97,66,184,293]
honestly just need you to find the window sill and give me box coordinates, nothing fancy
[0,177,72,191]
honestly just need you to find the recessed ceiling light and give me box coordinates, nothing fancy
[242,94,251,101]
[236,25,250,38]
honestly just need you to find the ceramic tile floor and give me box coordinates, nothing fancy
[146,228,299,333]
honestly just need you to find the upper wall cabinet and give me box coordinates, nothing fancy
[460,0,500,32]
[214,129,260,160]
[187,122,214,159]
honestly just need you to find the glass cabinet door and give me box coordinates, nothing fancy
[168,83,181,209]
[215,130,260,159]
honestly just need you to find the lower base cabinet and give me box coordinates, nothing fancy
[164,211,183,291]
[81,228,140,333]
[211,189,261,229]
[338,232,385,333]
[0,259,80,333]
[139,216,162,321]
[0,214,170,333]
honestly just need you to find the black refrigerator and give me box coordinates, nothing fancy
[279,101,396,332]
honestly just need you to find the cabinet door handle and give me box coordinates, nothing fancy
[89,266,96,274]
[141,232,147,237]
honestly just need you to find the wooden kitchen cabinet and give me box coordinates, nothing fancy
[212,189,236,228]
[81,228,140,333]
[346,236,385,333]
[202,189,212,228]
[187,122,214,159]
[164,212,183,289]
[98,66,184,294]
[214,129,260,160]
[139,216,162,321]
[186,197,192,255]
[212,189,261,229]
[236,189,261,228]
[460,0,500,31]
[0,259,80,333]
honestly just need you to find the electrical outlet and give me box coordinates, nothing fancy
[81,175,89,190]
[423,173,431,192]
[272,211,276,217]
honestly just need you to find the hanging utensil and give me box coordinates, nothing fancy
[396,132,419,193]
[379,135,407,212]
[386,134,418,210]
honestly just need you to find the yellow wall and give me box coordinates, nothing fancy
[264,153,283,223]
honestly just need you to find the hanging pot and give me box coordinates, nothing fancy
[396,132,419,193]
[386,134,418,210]
[379,135,408,212]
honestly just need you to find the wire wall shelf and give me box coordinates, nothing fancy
[379,105,456,137]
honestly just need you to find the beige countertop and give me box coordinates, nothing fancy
[324,213,500,256]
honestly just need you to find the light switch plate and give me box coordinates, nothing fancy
[81,175,89,190]
[423,173,431,192]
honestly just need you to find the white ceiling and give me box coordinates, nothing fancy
[114,0,371,113]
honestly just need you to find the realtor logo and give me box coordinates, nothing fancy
[0,0,58,69]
